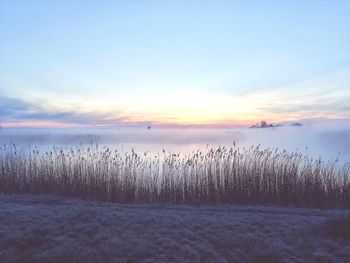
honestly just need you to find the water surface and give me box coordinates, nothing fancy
[1,123,349,162]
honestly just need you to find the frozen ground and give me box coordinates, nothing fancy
[0,194,349,263]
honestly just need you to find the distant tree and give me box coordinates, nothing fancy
[260,121,267,127]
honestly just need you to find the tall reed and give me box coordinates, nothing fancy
[0,144,349,207]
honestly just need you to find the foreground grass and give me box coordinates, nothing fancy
[0,194,349,263]
[0,144,349,207]
[322,214,350,240]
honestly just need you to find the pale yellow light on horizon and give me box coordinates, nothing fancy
[14,90,348,127]
[45,92,264,125]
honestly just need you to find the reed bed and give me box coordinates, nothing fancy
[0,144,349,208]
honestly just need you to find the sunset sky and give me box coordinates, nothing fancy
[1,1,349,128]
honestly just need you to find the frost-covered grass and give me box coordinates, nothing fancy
[322,214,350,240]
[0,144,349,208]
[0,194,349,263]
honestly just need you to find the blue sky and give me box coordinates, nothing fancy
[0,0,349,127]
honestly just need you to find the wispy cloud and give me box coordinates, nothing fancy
[1,66,350,129]
[0,95,141,127]
[258,97,350,115]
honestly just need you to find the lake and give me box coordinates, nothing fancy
[0,122,349,163]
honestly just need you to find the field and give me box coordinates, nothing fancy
[0,193,349,263]
[1,144,350,262]
[0,144,349,208]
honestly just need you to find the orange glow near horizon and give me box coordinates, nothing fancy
[2,90,349,128]
[0,89,339,128]
[0,121,129,128]
[0,121,84,128]
[0,116,338,129]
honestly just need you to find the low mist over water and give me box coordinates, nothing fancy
[1,122,349,162]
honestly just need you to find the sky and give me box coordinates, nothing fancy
[0,0,349,128]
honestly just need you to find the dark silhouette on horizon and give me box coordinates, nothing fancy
[249,120,281,129]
